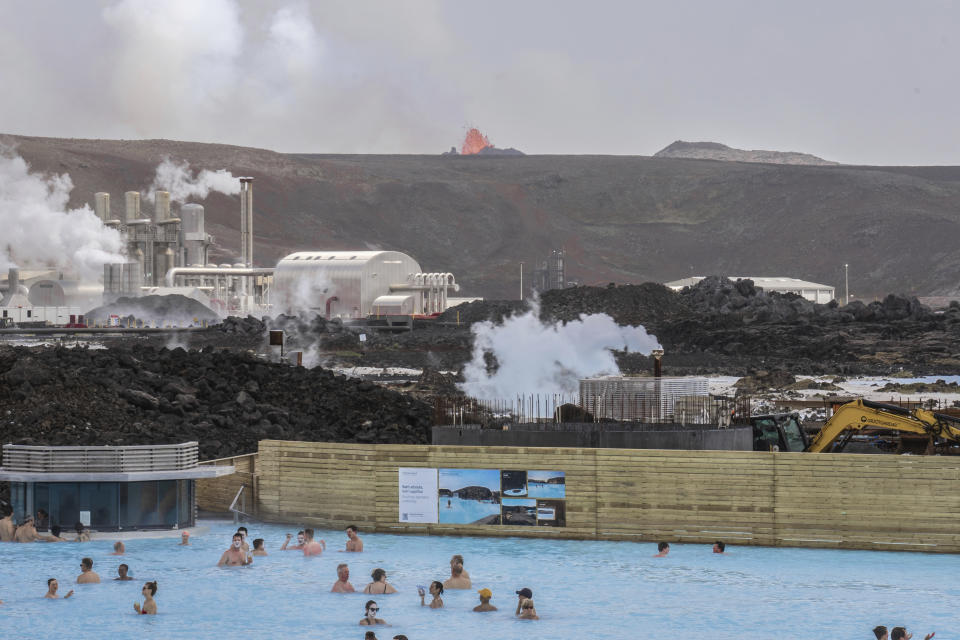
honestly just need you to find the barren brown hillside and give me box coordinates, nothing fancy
[5,133,960,299]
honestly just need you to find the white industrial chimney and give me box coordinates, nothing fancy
[94,192,111,222]
[239,177,254,267]
[125,191,141,222]
[154,190,171,222]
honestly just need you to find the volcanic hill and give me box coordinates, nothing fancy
[5,133,960,300]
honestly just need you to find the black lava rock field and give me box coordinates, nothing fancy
[0,344,433,459]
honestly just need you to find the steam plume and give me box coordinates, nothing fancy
[147,157,240,202]
[0,147,125,279]
[459,303,662,399]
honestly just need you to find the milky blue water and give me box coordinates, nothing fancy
[0,520,955,639]
[438,497,500,524]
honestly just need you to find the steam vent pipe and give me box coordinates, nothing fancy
[239,177,254,267]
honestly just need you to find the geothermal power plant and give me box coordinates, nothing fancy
[0,176,464,327]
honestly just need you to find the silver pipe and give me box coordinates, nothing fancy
[165,267,273,288]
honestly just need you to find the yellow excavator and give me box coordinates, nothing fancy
[805,398,960,453]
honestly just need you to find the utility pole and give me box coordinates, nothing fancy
[844,263,849,305]
[519,262,525,300]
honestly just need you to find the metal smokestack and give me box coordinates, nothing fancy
[652,349,664,378]
[94,192,111,222]
[124,191,140,222]
[154,190,171,222]
[239,177,254,266]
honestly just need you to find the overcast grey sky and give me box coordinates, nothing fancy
[0,0,957,164]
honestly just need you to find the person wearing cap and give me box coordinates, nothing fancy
[515,588,533,616]
[179,531,190,546]
[14,515,40,542]
[473,587,497,612]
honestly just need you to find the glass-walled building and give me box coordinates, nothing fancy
[1,443,234,531]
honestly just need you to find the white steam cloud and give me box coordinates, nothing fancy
[0,147,125,279]
[147,157,240,202]
[459,304,662,399]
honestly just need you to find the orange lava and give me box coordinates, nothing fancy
[461,128,492,155]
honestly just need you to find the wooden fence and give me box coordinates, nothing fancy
[197,441,960,552]
[197,453,257,514]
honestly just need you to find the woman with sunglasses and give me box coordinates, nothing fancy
[359,600,387,626]
[133,581,158,615]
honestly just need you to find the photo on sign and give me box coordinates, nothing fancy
[438,468,501,525]
[527,470,565,499]
[501,498,537,526]
[536,499,566,527]
[500,470,527,497]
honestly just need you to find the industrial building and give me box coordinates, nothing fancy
[273,251,459,318]
[664,277,835,304]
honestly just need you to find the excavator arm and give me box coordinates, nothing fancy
[806,398,960,453]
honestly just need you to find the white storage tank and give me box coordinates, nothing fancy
[274,251,422,318]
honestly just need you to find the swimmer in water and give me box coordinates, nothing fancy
[302,528,326,556]
[342,525,363,552]
[654,542,670,557]
[133,581,158,615]
[77,557,101,584]
[363,568,397,594]
[42,525,68,542]
[443,556,471,590]
[115,563,133,581]
[74,522,91,543]
[515,588,533,616]
[14,515,39,542]
[418,581,444,608]
[518,598,539,620]
[712,540,726,554]
[179,531,190,546]
[891,627,935,640]
[44,578,73,599]
[110,541,125,555]
[236,527,250,553]
[252,538,268,556]
[473,588,497,612]
[332,563,355,593]
[359,600,387,626]
[281,531,306,551]
[0,504,15,541]
[217,533,253,566]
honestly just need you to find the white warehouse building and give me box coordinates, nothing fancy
[273,250,459,318]
[665,277,835,304]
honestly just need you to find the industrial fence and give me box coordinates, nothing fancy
[433,393,752,426]
[195,441,960,552]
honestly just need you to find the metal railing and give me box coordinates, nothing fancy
[434,394,751,426]
[1,442,199,473]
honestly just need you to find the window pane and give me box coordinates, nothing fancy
[79,483,118,529]
[120,481,160,527]
[158,480,177,527]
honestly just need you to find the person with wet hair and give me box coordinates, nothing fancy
[217,533,252,566]
[115,564,133,581]
[251,538,268,556]
[363,568,397,594]
[332,563,355,593]
[443,557,471,590]
[418,580,444,608]
[359,599,387,626]
[343,525,363,552]
[14,515,39,543]
[654,542,670,557]
[891,627,934,640]
[134,581,158,615]
[281,531,306,551]
[302,528,326,556]
[712,540,726,554]
[110,541,125,555]
[77,557,100,583]
[518,598,539,620]
[44,578,73,599]
[0,503,15,542]
[874,626,889,640]
[235,526,250,553]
